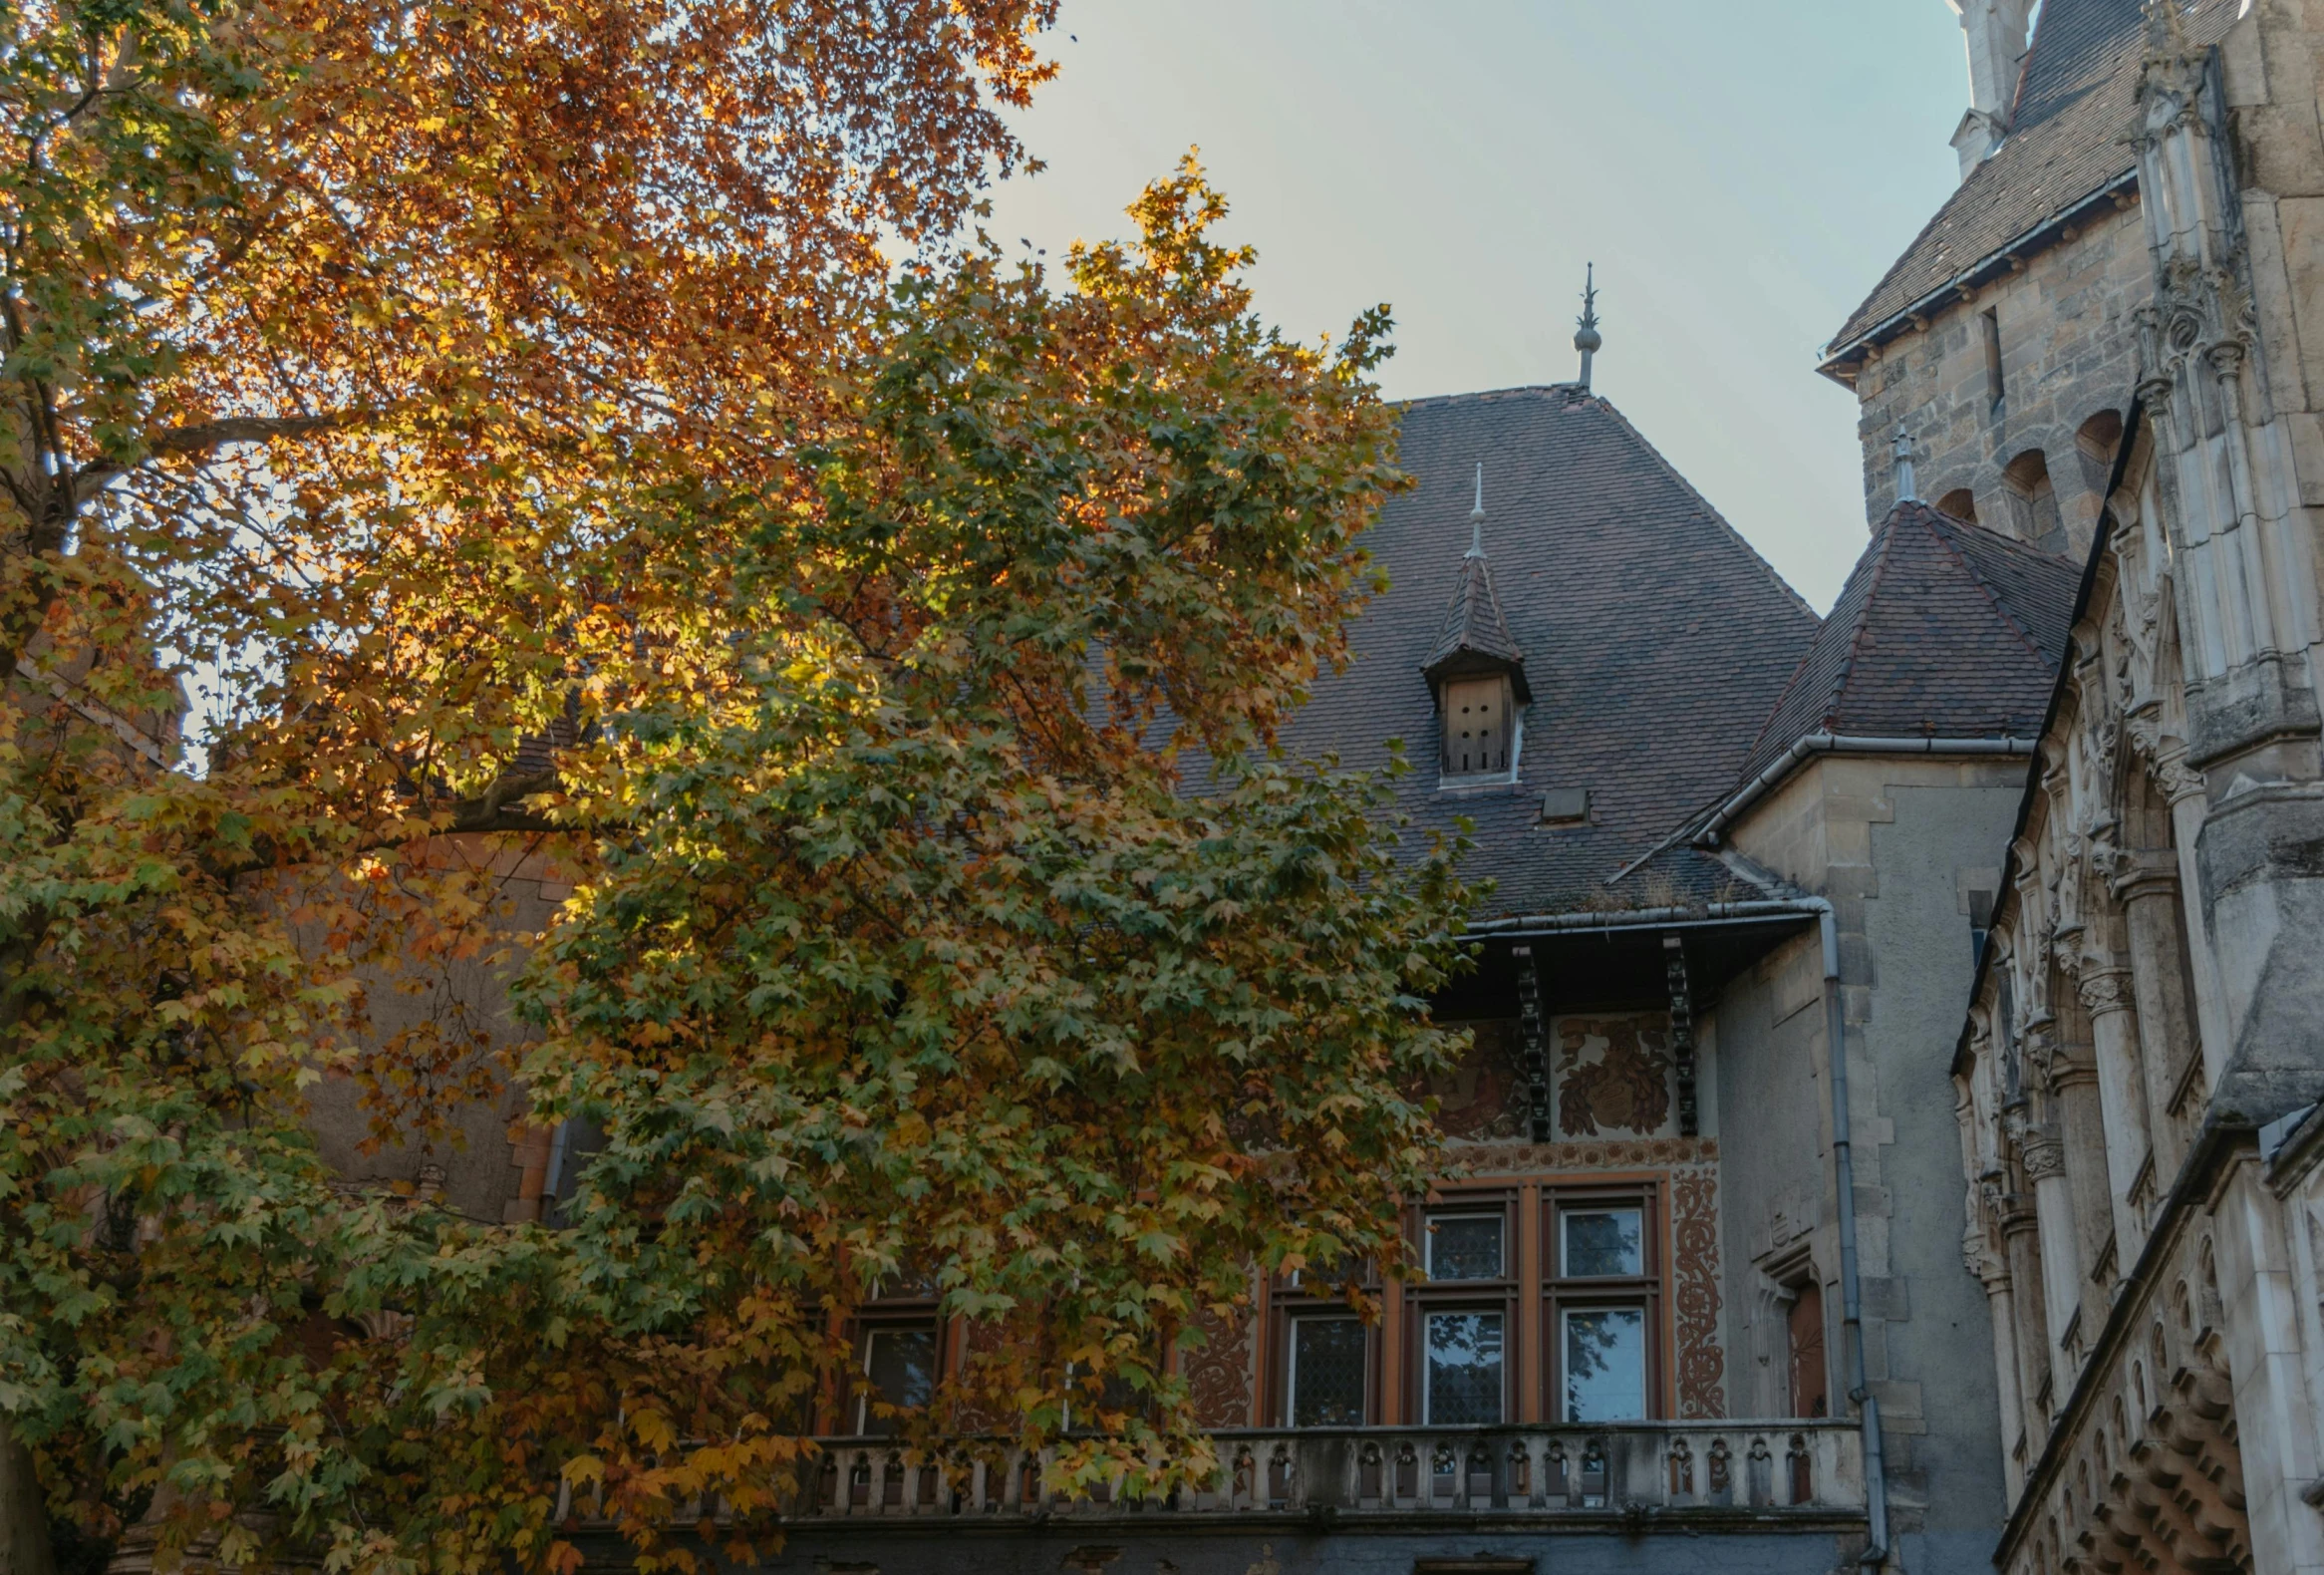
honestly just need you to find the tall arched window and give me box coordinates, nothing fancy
[2003,450,2065,552]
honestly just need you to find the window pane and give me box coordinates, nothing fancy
[1424,1311,1504,1424]
[1428,1215,1504,1281]
[1563,1307,1646,1421]
[1562,1208,1643,1278]
[1290,1317,1367,1427]
[860,1327,937,1434]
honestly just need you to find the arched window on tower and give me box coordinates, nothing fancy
[1937,487,1979,524]
[2075,410,2125,499]
[2002,450,2065,552]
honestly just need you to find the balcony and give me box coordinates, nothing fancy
[795,1420,1867,1530]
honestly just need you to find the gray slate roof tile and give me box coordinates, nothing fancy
[1269,386,1822,920]
[1734,499,2079,783]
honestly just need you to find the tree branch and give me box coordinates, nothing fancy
[71,412,363,503]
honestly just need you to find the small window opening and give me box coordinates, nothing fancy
[2075,409,2125,498]
[1969,889,1995,967]
[1287,1316,1366,1427]
[858,1325,938,1435]
[1983,308,2005,414]
[1936,487,1979,524]
[1441,675,1512,778]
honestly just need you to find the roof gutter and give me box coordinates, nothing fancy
[1462,898,1827,938]
[1694,734,2037,850]
[1818,167,2140,382]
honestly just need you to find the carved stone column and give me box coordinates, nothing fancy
[2080,966,2156,1262]
[2021,1127,2083,1388]
[1998,1189,2051,1441]
[1967,1205,2026,1501]
[2041,1026,2118,1305]
[2117,851,2199,1176]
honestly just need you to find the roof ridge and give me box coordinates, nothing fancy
[1731,521,1886,768]
[1924,500,2081,566]
[1826,509,1906,732]
[1915,507,2058,665]
[1393,384,1584,413]
[2005,0,2048,129]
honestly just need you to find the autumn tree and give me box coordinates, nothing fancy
[0,0,1470,1570]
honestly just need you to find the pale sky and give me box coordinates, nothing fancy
[983,1,1978,611]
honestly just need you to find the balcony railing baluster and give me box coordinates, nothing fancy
[544,1421,1868,1532]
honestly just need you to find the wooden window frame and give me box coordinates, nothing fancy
[853,1305,944,1436]
[1264,1258,1382,1427]
[1439,674,1519,783]
[1540,1180,1665,1422]
[1401,1188,1521,1425]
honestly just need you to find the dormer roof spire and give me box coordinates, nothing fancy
[1574,263,1602,390]
[1425,466,1530,703]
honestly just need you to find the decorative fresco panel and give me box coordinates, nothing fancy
[1427,1019,1530,1140]
[1184,1303,1254,1429]
[1552,1012,1676,1138]
[1670,1165,1727,1418]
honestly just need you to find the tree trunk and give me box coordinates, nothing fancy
[0,1419,56,1575]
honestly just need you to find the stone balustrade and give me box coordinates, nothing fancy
[789,1421,1866,1524]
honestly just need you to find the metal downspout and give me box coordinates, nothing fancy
[1814,897,1890,1567]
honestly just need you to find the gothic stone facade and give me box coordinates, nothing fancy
[1946,4,2324,1575]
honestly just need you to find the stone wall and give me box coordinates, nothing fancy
[1846,200,2148,554]
[1720,754,2030,1574]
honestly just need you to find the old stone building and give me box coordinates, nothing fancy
[267,2,2324,1572]
[1940,2,2324,1574]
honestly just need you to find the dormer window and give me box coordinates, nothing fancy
[1424,466,1531,788]
[1442,674,1514,778]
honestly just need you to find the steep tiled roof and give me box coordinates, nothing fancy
[1733,500,2079,783]
[1827,0,2238,355]
[1266,385,1821,919]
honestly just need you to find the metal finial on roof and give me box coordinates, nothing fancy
[1467,463,1486,557]
[1891,425,1919,503]
[1574,262,1602,390]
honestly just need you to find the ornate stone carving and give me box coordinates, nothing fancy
[1962,1218,2008,1288]
[1439,1133,1718,1173]
[2021,1131,2068,1182]
[2078,968,2136,1019]
[1670,1166,1726,1419]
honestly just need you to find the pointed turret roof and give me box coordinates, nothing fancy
[1733,499,2079,783]
[1422,544,1530,699]
[1422,469,1531,700]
